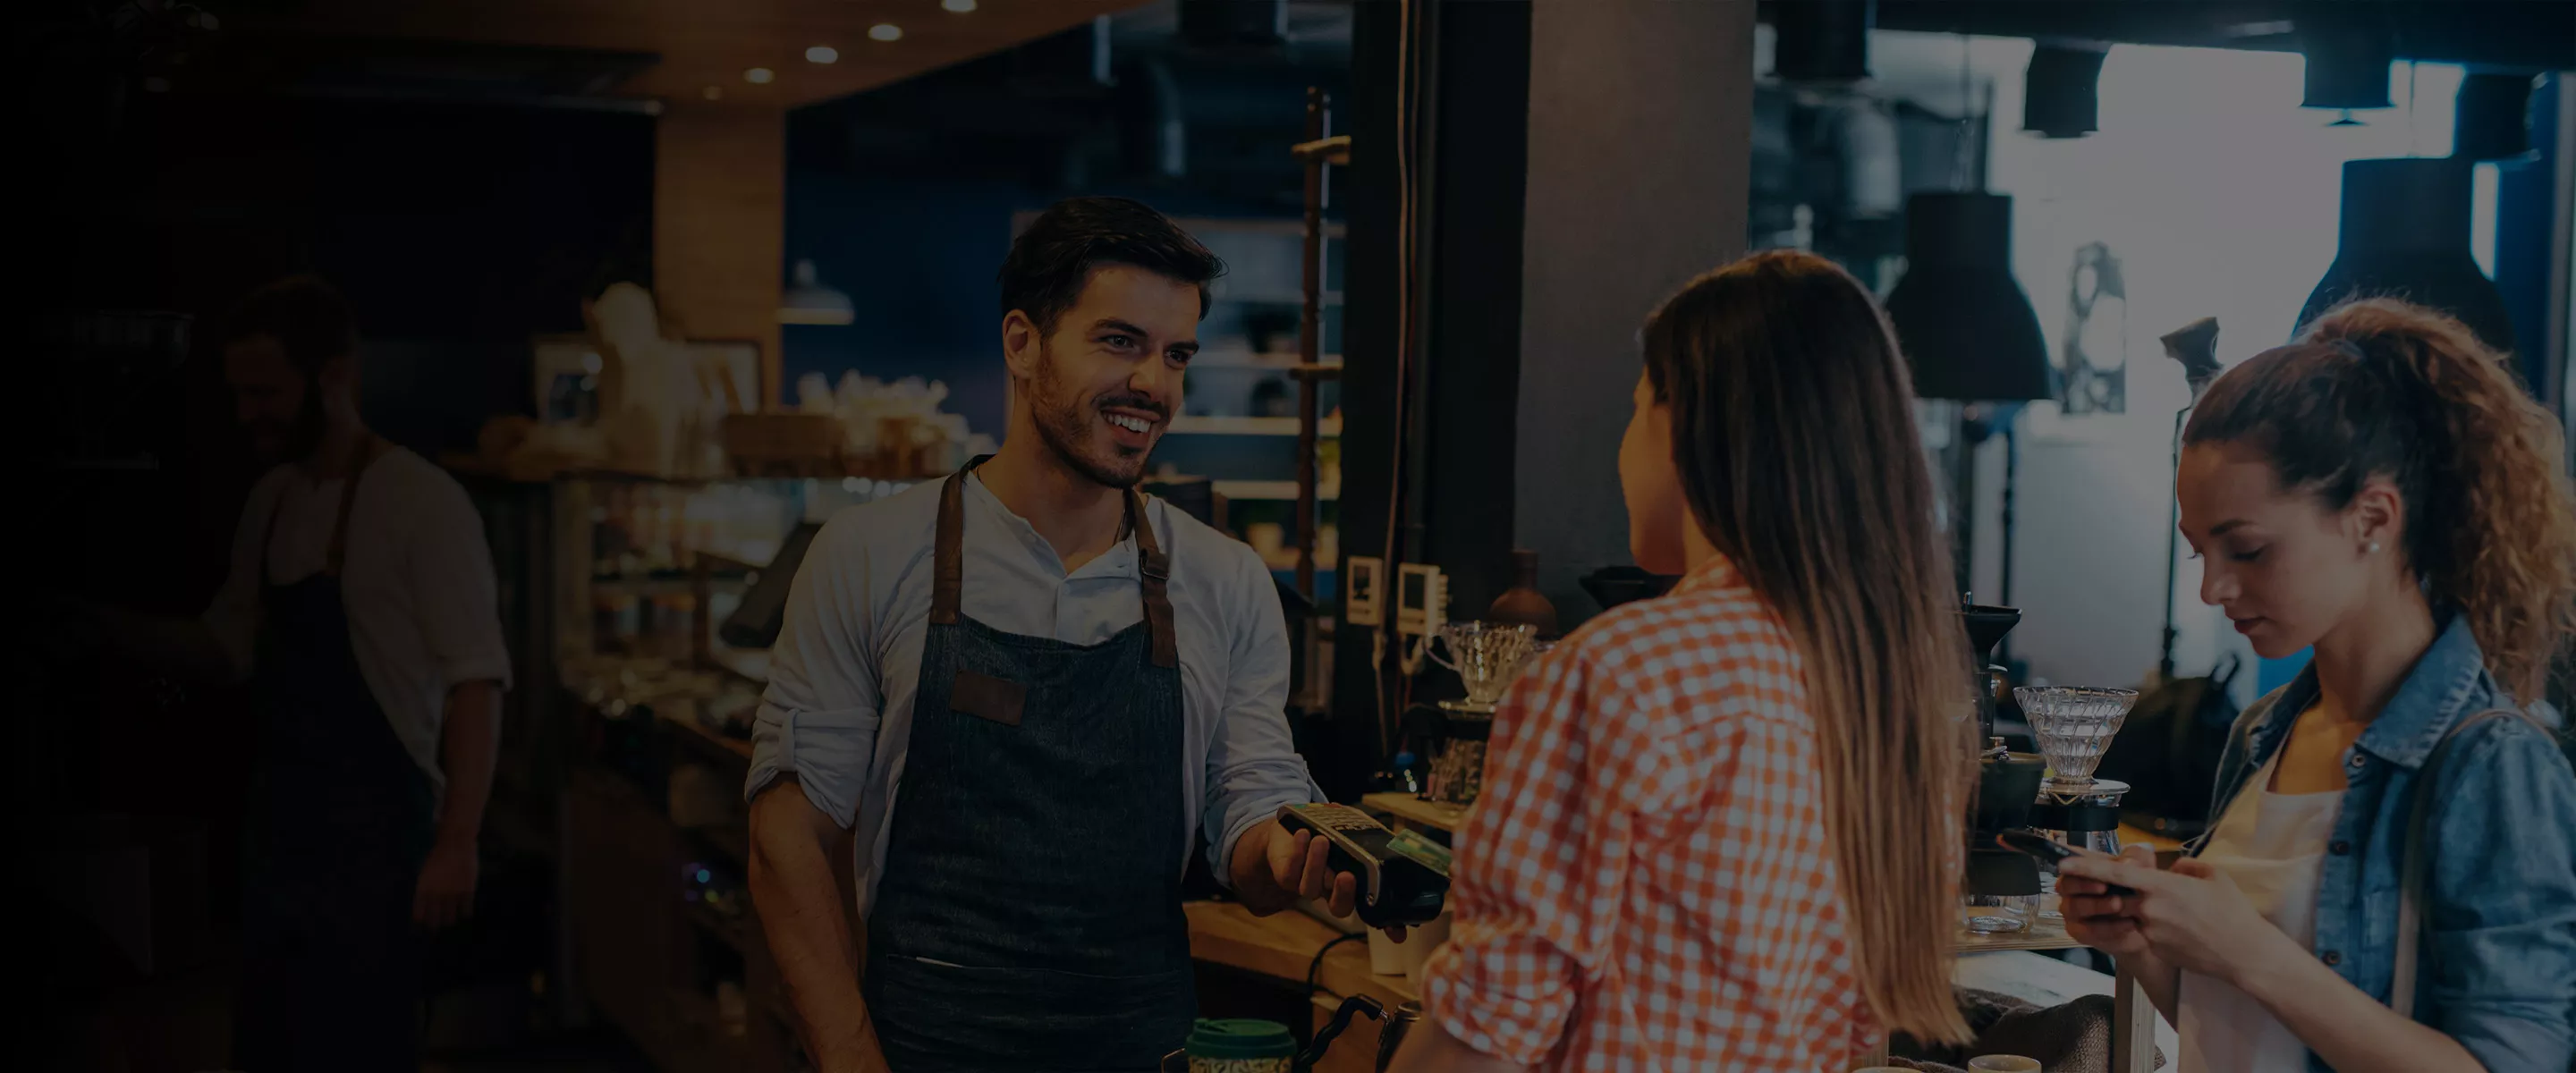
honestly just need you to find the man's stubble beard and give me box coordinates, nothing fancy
[1029,338,1149,490]
[252,379,329,465]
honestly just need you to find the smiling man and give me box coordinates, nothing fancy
[746,197,1389,1073]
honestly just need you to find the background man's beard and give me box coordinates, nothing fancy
[1029,342,1149,489]
[253,389,328,463]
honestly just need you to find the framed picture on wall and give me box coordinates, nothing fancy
[532,334,603,426]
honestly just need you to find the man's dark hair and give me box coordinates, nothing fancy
[998,197,1224,333]
[220,275,357,375]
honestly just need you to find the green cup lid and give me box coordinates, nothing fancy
[1186,1018,1296,1058]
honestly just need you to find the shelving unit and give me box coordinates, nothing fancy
[1192,352,1344,370]
[1171,416,1343,437]
[453,469,910,1073]
[1213,479,1338,502]
[1152,213,1347,617]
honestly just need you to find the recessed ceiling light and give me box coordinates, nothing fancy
[942,0,977,12]
[869,23,902,42]
[702,85,724,100]
[805,45,839,64]
[744,67,775,84]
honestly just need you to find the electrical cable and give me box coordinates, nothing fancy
[1371,0,1421,762]
[1305,929,1367,1001]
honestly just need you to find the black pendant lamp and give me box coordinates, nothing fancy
[1886,191,2055,401]
[2298,157,2516,354]
[2453,72,2538,163]
[2021,46,2108,139]
[1772,0,1874,85]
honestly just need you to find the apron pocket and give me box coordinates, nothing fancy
[950,669,1027,726]
[864,953,1195,1073]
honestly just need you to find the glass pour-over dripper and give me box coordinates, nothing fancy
[2014,686,2140,791]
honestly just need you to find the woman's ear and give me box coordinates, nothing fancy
[2348,475,2404,556]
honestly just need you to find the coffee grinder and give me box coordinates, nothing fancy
[1962,601,2050,933]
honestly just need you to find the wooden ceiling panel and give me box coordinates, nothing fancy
[250,0,1145,105]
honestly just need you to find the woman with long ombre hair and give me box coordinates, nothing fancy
[2059,299,2576,1073]
[1389,249,1976,1071]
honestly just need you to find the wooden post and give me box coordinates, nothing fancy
[656,102,786,407]
[2112,965,2158,1073]
[1295,86,1329,603]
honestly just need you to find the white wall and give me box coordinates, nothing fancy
[1877,33,2484,695]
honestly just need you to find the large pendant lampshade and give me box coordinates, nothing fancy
[2298,157,2515,354]
[1885,191,2055,401]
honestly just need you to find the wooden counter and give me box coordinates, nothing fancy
[1364,790,2189,855]
[1352,792,2161,1072]
[1185,900,1418,1008]
[1185,901,1416,1073]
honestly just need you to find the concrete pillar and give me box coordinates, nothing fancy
[1513,0,1755,616]
[654,102,785,404]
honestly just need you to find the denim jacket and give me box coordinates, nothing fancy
[2200,613,2576,1072]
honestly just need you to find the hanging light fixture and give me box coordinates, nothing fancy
[2021,45,2108,139]
[1890,38,2055,599]
[778,258,854,325]
[1771,0,1873,85]
[2298,19,2392,123]
[2298,157,2515,353]
[1886,192,2054,401]
[2453,72,2539,162]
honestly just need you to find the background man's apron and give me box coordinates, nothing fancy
[234,438,435,1072]
[861,460,1196,1072]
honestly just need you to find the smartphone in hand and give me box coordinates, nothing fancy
[1994,831,2136,896]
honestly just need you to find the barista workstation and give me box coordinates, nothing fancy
[40,0,2574,1070]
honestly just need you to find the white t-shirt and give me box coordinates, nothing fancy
[201,446,514,801]
[2179,751,2346,1072]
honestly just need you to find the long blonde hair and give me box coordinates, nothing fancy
[1642,250,1975,1044]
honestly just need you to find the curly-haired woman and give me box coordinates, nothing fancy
[2061,299,2576,1073]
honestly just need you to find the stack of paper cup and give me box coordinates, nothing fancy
[1368,908,1453,989]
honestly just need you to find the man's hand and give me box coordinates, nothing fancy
[414,838,479,928]
[1230,819,1407,942]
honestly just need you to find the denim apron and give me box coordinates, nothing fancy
[861,459,1195,1072]
[233,437,436,1072]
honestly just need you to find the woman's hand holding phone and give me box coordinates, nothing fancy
[2058,841,2302,984]
[2057,843,2157,958]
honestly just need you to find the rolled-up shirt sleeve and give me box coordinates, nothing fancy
[2427,714,2576,1073]
[1199,544,1322,883]
[1419,644,1653,1065]
[746,513,883,827]
[411,476,513,691]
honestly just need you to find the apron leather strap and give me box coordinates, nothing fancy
[1128,488,1178,670]
[326,435,381,577]
[930,455,1179,668]
[930,459,979,626]
[260,435,381,585]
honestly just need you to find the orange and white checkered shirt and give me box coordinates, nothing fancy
[1420,553,1876,1072]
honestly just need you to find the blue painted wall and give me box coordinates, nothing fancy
[780,169,1312,442]
[2496,73,2563,393]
